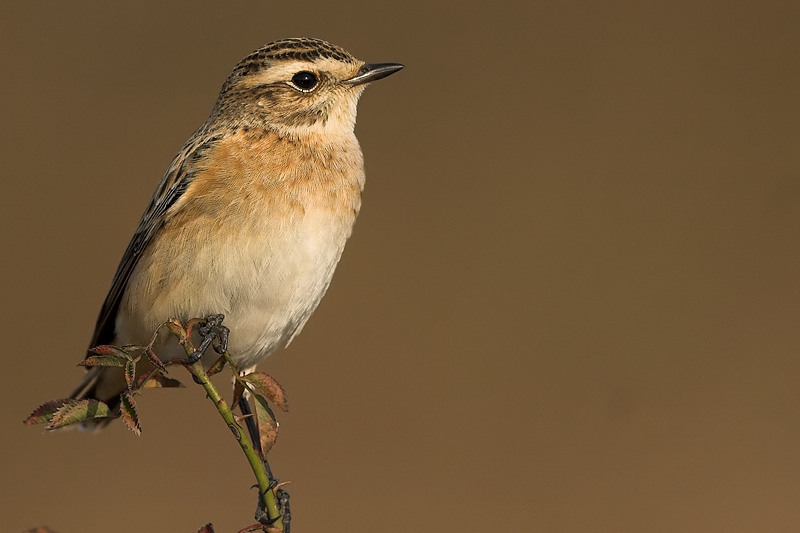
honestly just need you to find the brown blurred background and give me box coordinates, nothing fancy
[3,2,800,532]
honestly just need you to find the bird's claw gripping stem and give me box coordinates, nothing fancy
[180,313,229,364]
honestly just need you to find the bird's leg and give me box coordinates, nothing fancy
[238,394,291,528]
[180,314,229,364]
[237,395,274,479]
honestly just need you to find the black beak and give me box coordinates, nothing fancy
[343,63,404,86]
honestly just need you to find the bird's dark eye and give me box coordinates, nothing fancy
[291,71,318,91]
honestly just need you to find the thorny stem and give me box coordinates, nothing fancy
[167,318,284,531]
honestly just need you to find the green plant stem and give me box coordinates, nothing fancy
[178,333,284,530]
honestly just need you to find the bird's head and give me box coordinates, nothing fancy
[211,37,403,137]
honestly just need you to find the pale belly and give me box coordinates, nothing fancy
[117,206,354,368]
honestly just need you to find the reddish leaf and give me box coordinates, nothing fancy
[124,359,135,391]
[196,524,215,533]
[88,345,127,357]
[206,355,227,376]
[241,372,288,412]
[120,392,142,436]
[253,394,279,456]
[80,354,126,368]
[143,346,167,372]
[134,371,152,390]
[136,371,184,390]
[232,378,245,408]
[24,398,73,425]
[46,399,112,430]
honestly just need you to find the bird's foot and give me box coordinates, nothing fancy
[180,314,229,364]
[253,480,291,530]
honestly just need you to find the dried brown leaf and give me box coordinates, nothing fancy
[120,392,142,436]
[241,372,288,412]
[46,399,112,430]
[253,394,279,456]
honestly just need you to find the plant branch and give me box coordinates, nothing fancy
[167,318,284,531]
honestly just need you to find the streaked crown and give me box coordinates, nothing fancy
[232,38,357,75]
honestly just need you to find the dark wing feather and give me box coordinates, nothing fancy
[87,130,221,350]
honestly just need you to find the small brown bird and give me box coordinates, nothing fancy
[70,38,403,425]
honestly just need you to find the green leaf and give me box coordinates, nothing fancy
[241,372,288,412]
[78,355,127,367]
[79,355,126,368]
[24,398,73,425]
[119,392,141,436]
[119,344,141,353]
[46,399,112,430]
[252,394,279,456]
